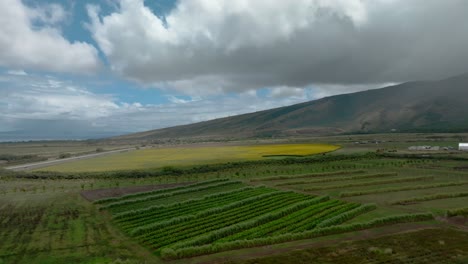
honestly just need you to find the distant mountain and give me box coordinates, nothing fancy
[114,73,468,140]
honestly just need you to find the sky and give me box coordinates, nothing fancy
[1,0,467,141]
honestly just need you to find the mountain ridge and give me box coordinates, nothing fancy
[113,73,468,140]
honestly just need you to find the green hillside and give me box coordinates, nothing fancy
[114,73,468,140]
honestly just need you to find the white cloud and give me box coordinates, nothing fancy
[0,73,320,139]
[88,0,468,95]
[269,86,306,99]
[0,0,100,74]
[6,70,28,76]
[0,75,118,121]
[28,3,67,25]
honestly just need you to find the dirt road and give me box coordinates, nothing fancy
[5,147,137,171]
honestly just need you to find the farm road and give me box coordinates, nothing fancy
[5,147,138,171]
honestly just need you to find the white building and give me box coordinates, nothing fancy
[459,143,468,151]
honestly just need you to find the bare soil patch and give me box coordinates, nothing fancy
[177,222,442,264]
[80,182,194,201]
[437,216,468,230]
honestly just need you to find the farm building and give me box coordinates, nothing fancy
[459,143,468,151]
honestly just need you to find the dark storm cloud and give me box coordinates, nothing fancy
[88,0,468,94]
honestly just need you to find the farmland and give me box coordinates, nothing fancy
[37,143,339,172]
[94,178,434,260]
[0,136,468,263]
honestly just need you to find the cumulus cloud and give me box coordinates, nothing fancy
[6,70,28,76]
[269,87,306,99]
[87,0,468,95]
[0,73,316,140]
[0,76,119,121]
[0,0,100,74]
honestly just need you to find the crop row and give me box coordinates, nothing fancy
[100,180,243,211]
[130,190,294,236]
[169,196,331,250]
[113,185,269,222]
[95,178,228,204]
[117,187,276,231]
[138,193,309,249]
[340,181,468,197]
[275,172,397,186]
[446,207,468,217]
[288,203,361,233]
[303,176,433,191]
[391,192,468,205]
[220,198,340,242]
[249,170,366,182]
[315,203,377,228]
[160,213,435,259]
[115,182,248,214]
[136,192,302,242]
[113,185,258,220]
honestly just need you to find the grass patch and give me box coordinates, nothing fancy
[38,144,339,172]
[392,192,468,205]
[340,181,468,197]
[303,176,433,191]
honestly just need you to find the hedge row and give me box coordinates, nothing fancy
[250,170,366,182]
[391,192,468,205]
[340,181,468,197]
[303,176,433,191]
[446,207,468,217]
[275,172,397,186]
[160,212,434,259]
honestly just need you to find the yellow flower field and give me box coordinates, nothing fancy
[40,143,339,172]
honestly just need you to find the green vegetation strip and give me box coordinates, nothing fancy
[286,203,362,233]
[275,173,397,186]
[113,185,258,220]
[137,192,309,249]
[303,176,433,191]
[100,180,242,210]
[315,203,377,228]
[116,187,276,231]
[130,191,288,236]
[391,192,468,205]
[168,196,330,250]
[95,178,228,204]
[340,181,468,197]
[160,213,434,260]
[446,207,468,217]
[250,170,366,182]
[219,199,340,242]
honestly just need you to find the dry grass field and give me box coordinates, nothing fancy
[38,143,339,172]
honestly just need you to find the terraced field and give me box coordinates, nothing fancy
[96,178,434,259]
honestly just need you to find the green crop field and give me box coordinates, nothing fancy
[37,143,339,172]
[94,179,434,260]
[1,135,468,263]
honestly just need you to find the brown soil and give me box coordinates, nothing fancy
[437,216,468,230]
[80,182,194,201]
[176,222,444,264]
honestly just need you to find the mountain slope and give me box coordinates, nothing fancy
[115,73,468,140]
